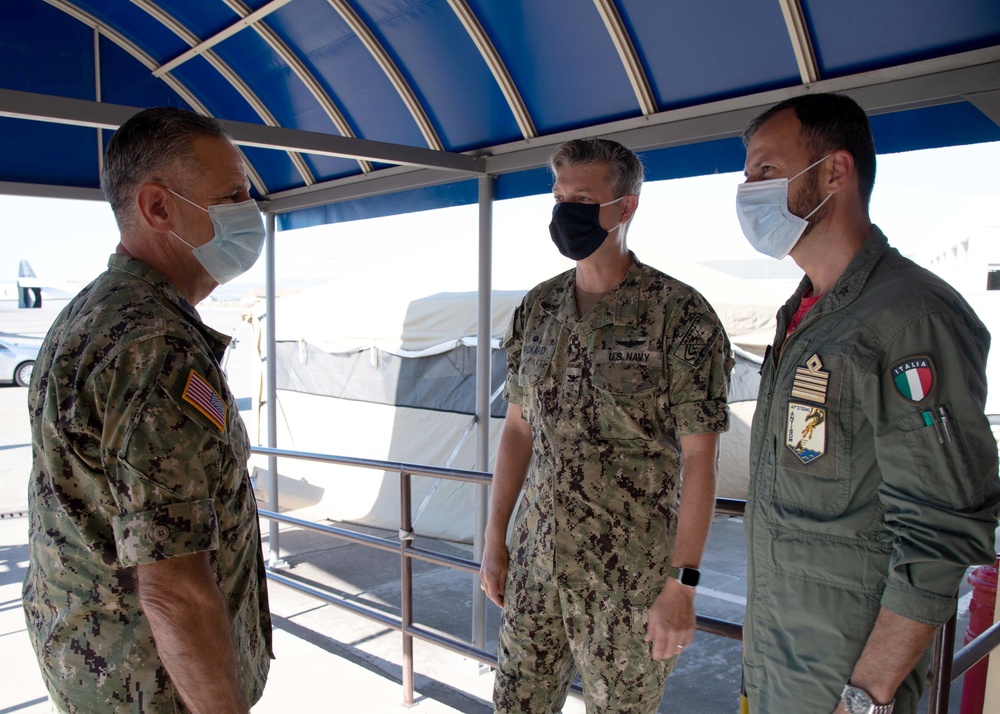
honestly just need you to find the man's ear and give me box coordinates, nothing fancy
[620,194,639,224]
[825,150,855,196]
[135,182,173,232]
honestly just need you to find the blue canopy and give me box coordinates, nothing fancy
[2,0,999,230]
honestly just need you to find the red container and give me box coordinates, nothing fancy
[961,556,999,714]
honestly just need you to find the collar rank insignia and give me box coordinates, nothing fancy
[791,354,829,404]
[891,356,935,403]
[182,369,227,433]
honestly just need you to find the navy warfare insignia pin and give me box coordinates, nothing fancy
[786,402,826,464]
[890,356,935,403]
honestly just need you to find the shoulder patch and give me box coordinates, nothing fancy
[182,369,227,432]
[671,315,721,367]
[890,356,935,403]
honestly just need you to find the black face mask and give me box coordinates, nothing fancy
[548,197,623,261]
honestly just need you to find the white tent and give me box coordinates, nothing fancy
[251,263,782,543]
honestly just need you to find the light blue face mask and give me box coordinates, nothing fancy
[168,189,266,284]
[735,154,832,259]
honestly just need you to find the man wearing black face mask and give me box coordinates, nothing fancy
[480,138,734,713]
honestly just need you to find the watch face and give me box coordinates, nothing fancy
[679,568,700,587]
[843,686,871,714]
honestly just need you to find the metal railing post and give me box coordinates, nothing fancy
[400,470,415,707]
[927,613,956,713]
[472,174,494,653]
[264,211,287,570]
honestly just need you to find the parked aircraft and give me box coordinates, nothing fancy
[0,260,83,309]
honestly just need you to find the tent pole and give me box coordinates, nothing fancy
[264,211,287,569]
[473,175,494,653]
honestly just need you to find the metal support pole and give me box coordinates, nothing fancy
[927,613,956,713]
[472,175,494,653]
[400,471,415,707]
[264,212,287,570]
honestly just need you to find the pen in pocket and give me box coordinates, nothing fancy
[922,410,944,444]
[938,406,952,443]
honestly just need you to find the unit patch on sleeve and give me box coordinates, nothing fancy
[785,403,826,464]
[890,356,935,403]
[671,315,720,368]
[182,369,227,433]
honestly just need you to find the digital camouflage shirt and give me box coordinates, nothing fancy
[503,254,733,596]
[23,254,272,713]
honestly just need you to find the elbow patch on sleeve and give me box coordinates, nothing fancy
[112,499,218,567]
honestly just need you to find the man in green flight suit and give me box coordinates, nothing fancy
[480,137,733,713]
[738,93,1000,714]
[23,107,272,713]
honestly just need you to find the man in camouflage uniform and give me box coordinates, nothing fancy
[23,107,272,713]
[480,138,733,713]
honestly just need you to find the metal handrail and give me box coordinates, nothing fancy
[250,445,1000,712]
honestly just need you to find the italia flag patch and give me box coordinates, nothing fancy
[891,356,935,403]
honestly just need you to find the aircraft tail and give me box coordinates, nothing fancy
[17,260,42,308]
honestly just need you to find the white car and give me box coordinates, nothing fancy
[0,336,41,387]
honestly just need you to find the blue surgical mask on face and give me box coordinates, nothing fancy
[735,154,832,259]
[549,195,625,261]
[168,189,266,284]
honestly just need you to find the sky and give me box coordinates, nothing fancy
[2,140,998,296]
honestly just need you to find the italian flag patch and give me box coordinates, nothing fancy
[891,356,935,403]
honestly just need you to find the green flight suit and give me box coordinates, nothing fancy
[744,227,1000,713]
[22,254,272,713]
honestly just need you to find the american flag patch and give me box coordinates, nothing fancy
[182,369,226,433]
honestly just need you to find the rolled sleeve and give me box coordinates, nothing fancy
[112,499,218,567]
[501,301,526,406]
[870,311,1000,625]
[666,307,734,437]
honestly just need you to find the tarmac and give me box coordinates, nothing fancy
[0,299,983,713]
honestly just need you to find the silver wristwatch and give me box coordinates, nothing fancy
[841,684,894,714]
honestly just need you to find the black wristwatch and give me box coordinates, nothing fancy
[667,566,700,587]
[841,684,894,714]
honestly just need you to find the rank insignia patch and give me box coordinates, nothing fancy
[182,369,227,432]
[891,356,935,403]
[785,402,826,464]
[791,354,829,404]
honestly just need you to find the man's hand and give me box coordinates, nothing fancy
[644,577,696,660]
[832,702,849,714]
[480,539,509,606]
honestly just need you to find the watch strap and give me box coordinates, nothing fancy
[666,566,701,587]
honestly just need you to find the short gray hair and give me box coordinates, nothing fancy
[101,107,232,231]
[548,138,644,197]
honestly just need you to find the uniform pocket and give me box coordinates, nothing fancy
[591,330,663,441]
[772,347,853,517]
